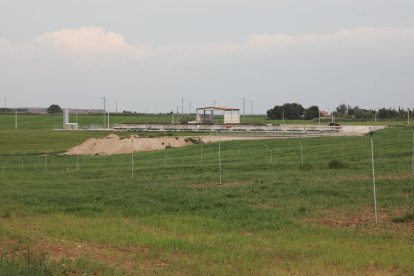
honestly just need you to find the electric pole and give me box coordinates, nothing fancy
[250,100,253,115]
[102,97,107,128]
[242,98,246,123]
[181,97,184,114]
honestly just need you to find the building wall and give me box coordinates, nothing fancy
[224,111,240,124]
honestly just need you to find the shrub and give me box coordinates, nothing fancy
[392,212,414,223]
[328,160,346,169]
[184,137,203,144]
[299,162,313,171]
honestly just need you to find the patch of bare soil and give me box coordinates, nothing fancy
[188,181,247,190]
[0,238,167,274]
[66,134,277,156]
[341,173,414,182]
[301,207,414,232]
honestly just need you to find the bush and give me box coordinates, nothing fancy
[392,212,414,223]
[184,137,203,144]
[299,162,313,171]
[328,160,346,169]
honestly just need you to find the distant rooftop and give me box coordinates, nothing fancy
[196,106,240,111]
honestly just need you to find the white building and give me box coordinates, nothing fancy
[196,107,240,124]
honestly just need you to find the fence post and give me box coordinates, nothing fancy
[131,152,134,179]
[218,132,222,184]
[370,132,378,223]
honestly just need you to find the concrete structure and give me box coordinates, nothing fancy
[63,108,78,130]
[196,107,240,124]
[113,123,385,136]
[64,123,79,130]
[63,109,69,125]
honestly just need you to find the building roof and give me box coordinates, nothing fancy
[196,106,240,111]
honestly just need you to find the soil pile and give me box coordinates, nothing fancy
[66,134,198,155]
[66,134,276,156]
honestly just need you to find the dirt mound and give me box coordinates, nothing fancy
[66,135,192,155]
[66,134,276,156]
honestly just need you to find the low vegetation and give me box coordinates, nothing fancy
[0,121,413,274]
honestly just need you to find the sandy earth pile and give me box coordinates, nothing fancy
[66,134,194,155]
[66,134,276,156]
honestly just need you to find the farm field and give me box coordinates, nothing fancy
[0,124,413,274]
[0,113,408,130]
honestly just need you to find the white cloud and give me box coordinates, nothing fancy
[1,26,413,60]
[33,26,151,58]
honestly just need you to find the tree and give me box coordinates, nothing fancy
[267,105,284,120]
[282,103,305,119]
[47,104,62,114]
[304,105,319,120]
[336,104,348,116]
[267,103,305,120]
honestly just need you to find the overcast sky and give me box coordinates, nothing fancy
[1,0,413,113]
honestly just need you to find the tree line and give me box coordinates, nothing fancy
[267,103,412,120]
[267,103,319,120]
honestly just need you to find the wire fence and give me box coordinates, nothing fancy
[1,132,413,183]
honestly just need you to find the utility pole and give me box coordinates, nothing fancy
[181,97,184,114]
[318,107,321,125]
[408,109,410,125]
[15,108,17,129]
[4,97,6,115]
[242,98,246,123]
[250,100,253,115]
[189,101,192,114]
[115,101,118,113]
[102,97,107,128]
[374,110,377,122]
[108,111,109,128]
[213,100,216,107]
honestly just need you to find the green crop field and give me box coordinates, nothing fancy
[0,113,409,131]
[0,118,413,274]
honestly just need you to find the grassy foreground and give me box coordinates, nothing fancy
[0,127,413,274]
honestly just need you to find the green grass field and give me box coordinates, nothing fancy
[0,118,413,274]
[0,113,409,130]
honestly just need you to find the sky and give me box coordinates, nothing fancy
[0,0,413,113]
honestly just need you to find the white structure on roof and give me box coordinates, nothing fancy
[196,106,240,124]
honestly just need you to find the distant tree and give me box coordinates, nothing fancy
[267,105,284,120]
[377,108,399,119]
[282,103,305,119]
[267,103,305,120]
[304,105,320,120]
[336,104,348,116]
[47,104,62,114]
